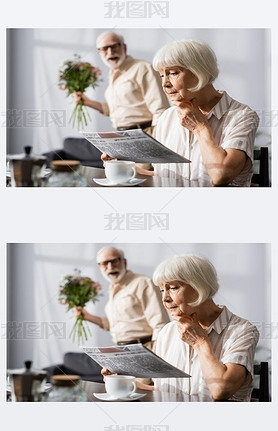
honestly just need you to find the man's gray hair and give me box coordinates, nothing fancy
[152,254,219,307]
[96,32,125,48]
[152,40,219,92]
[96,246,125,262]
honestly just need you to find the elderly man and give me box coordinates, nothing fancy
[75,247,170,351]
[75,31,169,169]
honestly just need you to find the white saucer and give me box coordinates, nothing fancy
[93,178,146,187]
[93,392,146,401]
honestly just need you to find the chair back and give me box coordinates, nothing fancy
[63,352,102,376]
[251,147,270,187]
[251,361,270,401]
[63,137,103,167]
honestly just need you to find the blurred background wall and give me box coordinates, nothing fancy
[7,243,271,370]
[6,28,271,155]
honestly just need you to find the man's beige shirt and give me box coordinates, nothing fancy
[101,270,170,343]
[101,56,169,129]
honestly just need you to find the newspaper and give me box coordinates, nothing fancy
[80,129,190,164]
[81,344,190,378]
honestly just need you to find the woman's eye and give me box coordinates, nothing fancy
[169,72,178,76]
[170,286,179,290]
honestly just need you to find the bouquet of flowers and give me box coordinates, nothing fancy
[59,269,101,344]
[58,54,102,129]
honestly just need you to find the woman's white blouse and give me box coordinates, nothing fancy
[154,91,259,186]
[154,306,259,401]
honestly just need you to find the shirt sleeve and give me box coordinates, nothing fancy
[136,277,170,340]
[221,108,259,163]
[220,322,259,376]
[100,102,110,117]
[100,317,110,331]
[137,63,170,126]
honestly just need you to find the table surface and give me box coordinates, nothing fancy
[6,380,228,402]
[81,166,210,188]
[81,380,216,402]
[7,166,229,188]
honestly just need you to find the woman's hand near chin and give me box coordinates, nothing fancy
[172,98,209,133]
[172,312,209,349]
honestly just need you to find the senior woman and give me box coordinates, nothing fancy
[148,254,259,401]
[102,254,259,401]
[102,40,259,186]
[137,40,259,186]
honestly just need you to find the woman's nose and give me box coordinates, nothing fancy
[162,289,171,302]
[162,75,170,88]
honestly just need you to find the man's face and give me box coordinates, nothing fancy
[97,34,127,69]
[97,249,127,283]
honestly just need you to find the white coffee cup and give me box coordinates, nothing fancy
[105,375,136,398]
[105,160,136,184]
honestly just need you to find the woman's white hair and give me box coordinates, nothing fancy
[153,254,219,307]
[153,40,219,92]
